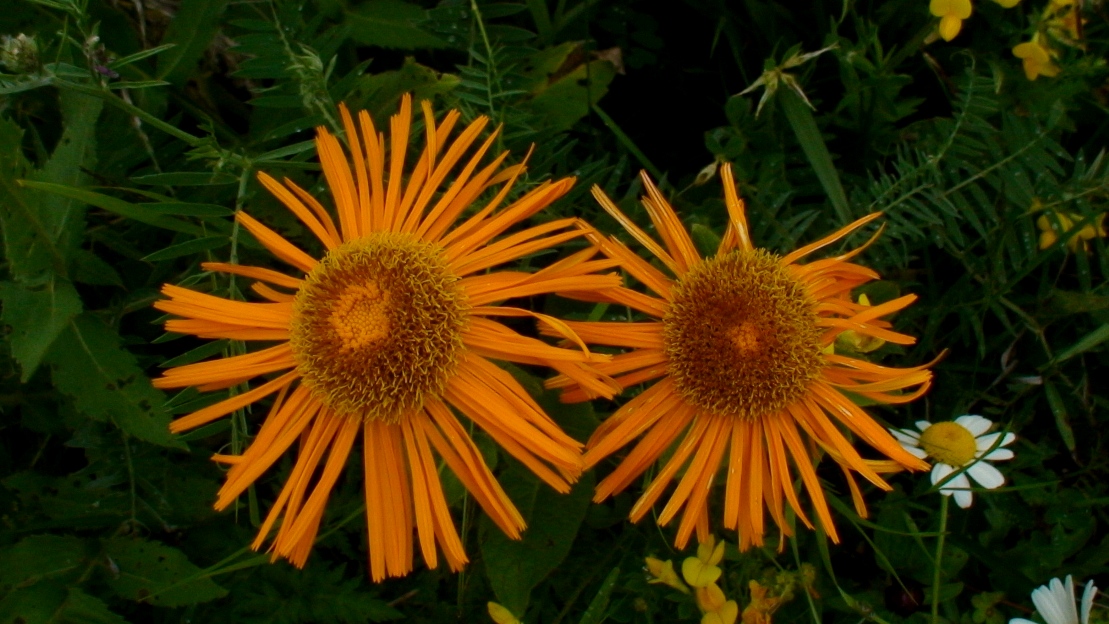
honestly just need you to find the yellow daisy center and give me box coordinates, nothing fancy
[663,249,823,420]
[289,233,468,423]
[918,422,978,466]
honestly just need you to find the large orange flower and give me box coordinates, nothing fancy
[549,165,933,550]
[154,96,620,581]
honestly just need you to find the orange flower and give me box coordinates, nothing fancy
[154,95,621,581]
[549,165,932,550]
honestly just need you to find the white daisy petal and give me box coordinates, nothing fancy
[953,488,973,508]
[977,432,1017,452]
[931,463,954,488]
[1031,582,1065,624]
[956,414,993,436]
[1033,577,1074,624]
[944,472,971,492]
[1062,576,1080,624]
[904,445,928,459]
[967,461,1006,490]
[1010,619,1039,624]
[1080,580,1097,624]
[915,420,932,432]
[983,448,1015,461]
[891,429,921,445]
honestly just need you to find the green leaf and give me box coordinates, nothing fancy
[526,55,617,133]
[103,536,227,607]
[107,80,172,90]
[0,91,102,281]
[348,57,460,120]
[0,584,129,624]
[578,567,620,624]
[18,181,205,235]
[1050,323,1109,365]
[108,43,178,69]
[778,86,851,223]
[71,249,125,287]
[481,401,596,615]
[346,0,449,49]
[44,315,182,448]
[0,278,82,381]
[140,202,234,218]
[1043,381,1076,453]
[142,235,229,262]
[130,172,238,186]
[0,535,91,592]
[156,0,227,84]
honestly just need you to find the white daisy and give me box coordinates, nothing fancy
[1010,575,1098,624]
[889,415,1016,508]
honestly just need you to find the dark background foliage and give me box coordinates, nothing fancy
[0,0,1107,622]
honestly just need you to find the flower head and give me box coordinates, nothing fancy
[1036,210,1107,251]
[549,165,933,550]
[646,557,691,593]
[891,415,1016,508]
[931,0,973,41]
[155,96,622,581]
[1013,37,1062,80]
[1010,576,1098,624]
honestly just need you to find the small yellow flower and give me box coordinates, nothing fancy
[699,586,739,624]
[992,0,1021,7]
[646,557,691,593]
[488,602,522,624]
[835,294,888,354]
[930,0,973,41]
[683,535,727,588]
[704,604,740,624]
[1044,0,1085,47]
[1013,37,1061,80]
[742,580,784,624]
[1037,211,1108,251]
[683,556,723,588]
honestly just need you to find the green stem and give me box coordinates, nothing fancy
[931,495,949,624]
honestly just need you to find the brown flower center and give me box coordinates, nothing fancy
[289,233,467,422]
[663,249,823,420]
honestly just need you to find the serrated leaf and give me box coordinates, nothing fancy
[526,57,617,132]
[346,0,449,49]
[0,583,130,624]
[481,399,596,615]
[0,278,82,381]
[0,535,90,591]
[71,250,125,287]
[45,315,182,448]
[156,0,226,84]
[103,537,226,607]
[0,92,101,282]
[348,58,460,120]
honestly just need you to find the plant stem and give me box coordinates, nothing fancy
[931,495,949,623]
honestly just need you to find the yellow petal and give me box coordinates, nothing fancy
[682,557,723,588]
[487,602,522,624]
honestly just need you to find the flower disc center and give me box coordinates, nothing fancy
[289,233,467,423]
[919,422,978,466]
[663,249,823,420]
